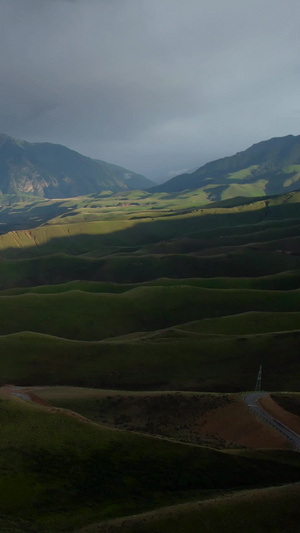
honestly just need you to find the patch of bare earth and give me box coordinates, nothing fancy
[194,396,290,449]
[8,387,292,449]
[36,390,291,450]
[259,394,300,436]
[26,391,51,406]
[47,406,90,423]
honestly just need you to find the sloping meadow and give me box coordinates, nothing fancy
[0,191,298,390]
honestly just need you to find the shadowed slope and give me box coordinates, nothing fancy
[0,133,153,198]
[0,287,298,340]
[1,270,300,295]
[1,329,300,391]
[0,393,299,531]
[79,483,300,533]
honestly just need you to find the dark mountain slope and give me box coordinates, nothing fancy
[0,134,154,198]
[152,135,300,200]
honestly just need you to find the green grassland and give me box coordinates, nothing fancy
[1,269,300,295]
[0,191,298,295]
[227,165,260,180]
[0,188,299,531]
[0,248,299,289]
[271,392,300,415]
[221,179,268,200]
[0,287,298,340]
[0,189,298,391]
[82,483,300,533]
[179,311,300,335]
[0,189,299,259]
[1,329,300,391]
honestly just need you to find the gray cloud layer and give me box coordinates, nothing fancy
[0,0,300,179]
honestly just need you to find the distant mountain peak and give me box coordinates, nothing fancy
[0,133,24,147]
[0,134,154,198]
[151,134,300,202]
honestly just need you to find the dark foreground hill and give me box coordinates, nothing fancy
[0,133,154,198]
[153,134,300,201]
[1,390,300,532]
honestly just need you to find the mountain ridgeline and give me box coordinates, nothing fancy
[1,132,300,203]
[0,134,154,198]
[153,135,300,201]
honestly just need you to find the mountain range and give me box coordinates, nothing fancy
[153,134,300,201]
[0,134,154,198]
[1,133,300,202]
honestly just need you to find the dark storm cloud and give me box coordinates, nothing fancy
[0,0,300,178]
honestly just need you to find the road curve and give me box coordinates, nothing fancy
[6,386,32,402]
[244,392,300,451]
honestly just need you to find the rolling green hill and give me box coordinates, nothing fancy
[0,287,298,340]
[1,329,300,391]
[0,190,297,393]
[82,483,300,533]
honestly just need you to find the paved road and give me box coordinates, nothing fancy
[8,386,32,402]
[244,392,300,451]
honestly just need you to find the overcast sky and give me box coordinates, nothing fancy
[1,0,300,181]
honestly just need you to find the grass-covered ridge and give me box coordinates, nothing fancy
[81,483,300,533]
[2,269,300,295]
[0,287,298,340]
[179,311,300,335]
[152,134,300,199]
[1,329,300,391]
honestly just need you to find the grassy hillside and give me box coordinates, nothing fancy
[1,394,299,531]
[0,189,299,255]
[0,188,298,392]
[152,135,300,199]
[82,483,300,533]
[0,287,298,340]
[180,311,300,335]
[271,393,300,416]
[2,269,300,295]
[1,330,300,391]
[0,249,299,289]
